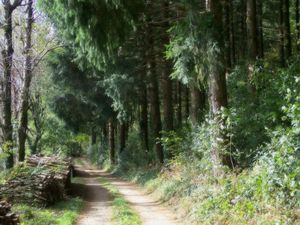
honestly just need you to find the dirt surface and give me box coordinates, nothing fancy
[105,175,178,225]
[72,159,178,225]
[71,163,112,225]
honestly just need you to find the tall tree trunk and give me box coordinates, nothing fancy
[296,0,300,51]
[161,0,174,131]
[91,128,97,146]
[229,0,236,65]
[149,60,164,163]
[208,0,232,168]
[18,0,34,162]
[225,0,232,70]
[119,122,126,153]
[185,87,190,121]
[190,86,205,124]
[247,0,259,96]
[140,86,149,153]
[238,0,248,61]
[109,120,115,165]
[280,0,286,66]
[146,3,164,164]
[283,0,292,59]
[1,0,22,168]
[177,82,182,127]
[257,0,264,58]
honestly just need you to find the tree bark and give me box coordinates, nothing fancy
[185,87,190,121]
[161,0,174,132]
[283,0,292,59]
[1,0,23,168]
[279,0,286,66]
[109,120,115,165]
[177,82,182,127]
[208,0,232,168]
[149,60,164,163]
[146,2,164,164]
[18,0,34,162]
[119,123,126,153]
[229,0,236,65]
[140,86,149,153]
[190,86,205,124]
[296,0,300,51]
[246,0,259,60]
[257,0,264,58]
[91,128,97,146]
[246,0,259,96]
[225,0,232,70]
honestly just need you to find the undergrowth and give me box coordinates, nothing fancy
[13,197,83,225]
[112,63,300,224]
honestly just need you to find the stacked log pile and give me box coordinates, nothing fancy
[0,201,19,225]
[0,155,72,207]
[26,155,72,190]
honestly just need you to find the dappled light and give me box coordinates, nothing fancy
[1,0,300,224]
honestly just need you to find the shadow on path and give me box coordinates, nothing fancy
[71,164,112,225]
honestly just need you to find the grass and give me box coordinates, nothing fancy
[114,161,300,225]
[13,197,84,225]
[98,177,142,225]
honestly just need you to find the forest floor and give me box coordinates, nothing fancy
[71,159,178,225]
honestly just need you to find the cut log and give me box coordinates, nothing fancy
[0,201,20,225]
[0,155,73,207]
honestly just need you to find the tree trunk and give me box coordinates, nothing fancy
[119,123,126,153]
[283,0,292,59]
[185,87,190,121]
[238,0,248,61]
[225,0,232,70]
[149,62,164,163]
[246,0,259,96]
[140,87,149,153]
[246,0,259,60]
[229,0,236,65]
[177,82,182,127]
[190,86,205,124]
[280,0,286,66]
[296,0,300,51]
[146,3,164,164]
[18,0,34,162]
[28,134,41,155]
[1,1,22,168]
[109,120,115,165]
[257,0,264,58]
[208,0,232,168]
[161,0,174,132]
[91,128,97,146]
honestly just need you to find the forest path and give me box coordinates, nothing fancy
[71,161,113,225]
[72,159,178,225]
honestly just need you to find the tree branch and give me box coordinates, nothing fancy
[11,0,23,10]
[32,45,64,70]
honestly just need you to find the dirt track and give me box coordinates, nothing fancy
[72,160,178,225]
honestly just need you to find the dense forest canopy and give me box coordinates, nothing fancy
[1,0,300,224]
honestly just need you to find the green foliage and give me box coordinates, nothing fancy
[167,1,221,89]
[47,49,114,132]
[14,198,84,225]
[39,0,143,69]
[113,58,300,224]
[225,60,300,167]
